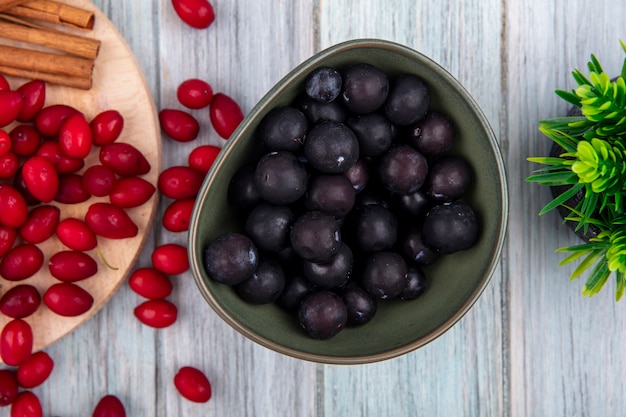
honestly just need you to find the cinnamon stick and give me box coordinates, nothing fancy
[0,64,91,89]
[0,19,100,58]
[0,44,93,78]
[0,0,27,12]
[5,0,94,29]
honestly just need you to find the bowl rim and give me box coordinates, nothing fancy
[188,38,509,365]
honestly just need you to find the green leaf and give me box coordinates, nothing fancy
[537,183,584,215]
[570,249,606,280]
[555,90,582,107]
[526,171,578,186]
[581,259,611,297]
[616,272,625,301]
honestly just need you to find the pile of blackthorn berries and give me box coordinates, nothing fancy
[204,63,480,339]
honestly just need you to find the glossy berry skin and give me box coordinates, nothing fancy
[159,109,200,142]
[56,217,98,251]
[43,283,94,317]
[158,166,204,199]
[151,243,189,275]
[34,104,80,137]
[16,80,46,123]
[109,176,156,208]
[378,145,428,194]
[341,63,389,114]
[0,244,44,281]
[361,251,408,299]
[235,258,286,304]
[188,145,220,174]
[58,112,93,159]
[303,121,359,174]
[0,369,18,406]
[91,110,124,146]
[129,267,173,299]
[304,66,343,103]
[99,143,151,177]
[48,251,98,282]
[0,130,11,156]
[0,285,41,319]
[92,394,126,417]
[55,174,90,204]
[339,282,377,326]
[85,202,139,239]
[16,351,54,389]
[422,156,473,202]
[257,106,308,152]
[19,205,60,244]
[298,290,348,339]
[0,319,33,366]
[203,232,258,285]
[409,111,455,157]
[253,151,308,205]
[134,299,178,328]
[21,156,59,203]
[209,93,244,139]
[0,226,17,258]
[172,0,215,29]
[174,366,212,403]
[177,78,214,109]
[82,164,117,197]
[0,184,28,228]
[35,140,84,175]
[162,198,195,232]
[0,91,24,127]
[10,391,42,417]
[9,125,40,157]
[384,73,431,125]
[290,211,341,262]
[422,202,479,254]
[0,152,19,179]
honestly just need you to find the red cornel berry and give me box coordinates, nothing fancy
[92,394,126,417]
[209,92,244,139]
[174,366,212,403]
[134,299,178,328]
[171,0,215,29]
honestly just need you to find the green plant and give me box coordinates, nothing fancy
[527,41,626,300]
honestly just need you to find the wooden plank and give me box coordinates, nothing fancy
[153,0,319,416]
[505,1,626,416]
[317,1,506,416]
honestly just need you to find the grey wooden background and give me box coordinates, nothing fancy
[3,0,626,416]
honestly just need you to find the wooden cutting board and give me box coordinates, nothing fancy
[1,0,161,355]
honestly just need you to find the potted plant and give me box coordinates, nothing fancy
[527,41,626,300]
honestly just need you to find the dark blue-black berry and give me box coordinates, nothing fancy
[346,112,394,157]
[298,290,348,339]
[304,66,343,103]
[384,73,431,125]
[204,232,259,285]
[245,203,295,252]
[290,210,341,262]
[254,151,308,205]
[422,202,479,254]
[378,145,428,194]
[341,63,389,114]
[304,121,359,174]
[235,258,286,304]
[257,106,309,152]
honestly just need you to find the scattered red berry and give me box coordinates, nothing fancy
[174,366,212,403]
[0,319,33,366]
[10,391,42,417]
[188,144,220,174]
[91,110,124,146]
[171,0,215,29]
[0,284,41,319]
[16,351,54,389]
[209,92,244,139]
[152,243,189,275]
[177,78,214,109]
[134,299,178,328]
[129,267,173,300]
[43,282,94,317]
[159,109,200,142]
[162,198,195,232]
[92,394,127,417]
[0,369,18,406]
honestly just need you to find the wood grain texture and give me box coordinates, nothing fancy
[318,1,506,416]
[3,0,626,416]
[505,1,626,417]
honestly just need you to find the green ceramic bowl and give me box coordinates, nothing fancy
[188,39,508,364]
